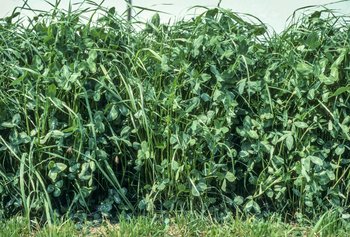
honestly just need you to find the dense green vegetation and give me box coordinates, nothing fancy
[0,1,349,232]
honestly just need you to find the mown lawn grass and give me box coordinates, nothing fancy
[1,212,349,237]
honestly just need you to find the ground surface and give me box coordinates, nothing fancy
[1,214,348,237]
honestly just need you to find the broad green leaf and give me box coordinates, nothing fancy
[200,73,211,82]
[239,150,249,158]
[107,105,119,121]
[171,160,179,171]
[301,157,311,182]
[185,97,200,113]
[237,79,246,95]
[47,84,57,98]
[296,62,313,76]
[332,86,350,97]
[158,182,166,191]
[308,155,323,166]
[79,163,91,181]
[286,134,294,151]
[305,31,320,49]
[48,163,67,182]
[245,200,261,213]
[327,170,335,181]
[294,122,308,128]
[51,130,64,138]
[87,50,98,73]
[161,55,169,71]
[234,196,244,205]
[56,180,64,188]
[47,185,55,193]
[56,163,67,171]
[247,130,259,139]
[191,186,200,197]
[335,145,345,156]
[197,182,207,192]
[151,13,160,27]
[221,179,227,192]
[1,122,15,128]
[12,114,21,124]
[53,188,61,197]
[193,35,204,56]
[225,171,236,182]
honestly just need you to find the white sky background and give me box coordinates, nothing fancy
[1,0,350,32]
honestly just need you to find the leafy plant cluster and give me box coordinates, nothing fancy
[0,2,349,222]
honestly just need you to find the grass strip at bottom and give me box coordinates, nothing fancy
[1,211,349,237]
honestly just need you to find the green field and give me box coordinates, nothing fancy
[1,213,350,237]
[0,1,349,236]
